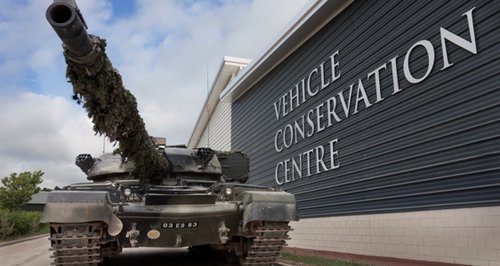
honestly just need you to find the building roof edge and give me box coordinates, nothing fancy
[220,0,353,102]
[187,56,250,148]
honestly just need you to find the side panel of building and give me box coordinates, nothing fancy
[198,101,232,151]
[232,0,500,218]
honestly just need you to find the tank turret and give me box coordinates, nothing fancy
[46,0,168,183]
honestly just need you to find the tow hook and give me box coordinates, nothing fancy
[175,234,182,247]
[126,223,140,247]
[218,221,230,244]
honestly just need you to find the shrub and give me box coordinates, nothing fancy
[0,215,14,239]
[0,209,43,239]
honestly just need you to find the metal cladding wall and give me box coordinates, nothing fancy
[231,0,500,218]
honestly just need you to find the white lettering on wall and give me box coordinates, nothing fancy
[353,78,372,114]
[440,7,477,70]
[275,139,340,185]
[272,51,341,121]
[367,63,387,103]
[403,40,435,84]
[326,96,342,126]
[319,62,331,90]
[307,68,319,97]
[272,7,479,185]
[389,56,402,95]
[338,85,353,119]
[330,50,341,82]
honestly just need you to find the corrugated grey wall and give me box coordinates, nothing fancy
[232,0,500,217]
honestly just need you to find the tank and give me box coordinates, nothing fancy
[41,1,298,265]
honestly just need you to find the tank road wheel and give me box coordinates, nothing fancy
[49,222,107,266]
[235,221,291,266]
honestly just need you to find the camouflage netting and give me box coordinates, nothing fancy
[64,36,169,183]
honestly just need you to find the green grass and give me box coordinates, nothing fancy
[282,252,366,266]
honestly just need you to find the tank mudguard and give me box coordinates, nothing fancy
[240,191,298,226]
[41,191,123,236]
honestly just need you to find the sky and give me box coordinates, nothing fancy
[0,0,307,188]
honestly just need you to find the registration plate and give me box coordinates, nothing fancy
[162,222,198,229]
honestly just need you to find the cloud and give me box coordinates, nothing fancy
[0,92,112,188]
[0,0,306,187]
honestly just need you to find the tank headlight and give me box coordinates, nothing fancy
[224,187,233,196]
[124,188,132,197]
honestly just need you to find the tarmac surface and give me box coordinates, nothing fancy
[0,235,235,266]
[0,235,51,266]
[0,235,225,266]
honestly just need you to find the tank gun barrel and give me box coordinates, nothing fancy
[46,0,93,57]
[46,0,169,183]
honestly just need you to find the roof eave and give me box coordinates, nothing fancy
[187,56,251,148]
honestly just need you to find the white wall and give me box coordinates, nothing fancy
[288,206,500,266]
[197,101,232,151]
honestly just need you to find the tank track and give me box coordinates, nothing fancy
[48,223,105,266]
[240,221,291,266]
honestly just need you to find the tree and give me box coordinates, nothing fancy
[0,171,43,211]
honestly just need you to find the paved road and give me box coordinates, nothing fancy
[0,236,50,266]
[0,236,229,266]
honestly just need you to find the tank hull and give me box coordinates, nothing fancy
[42,181,298,265]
